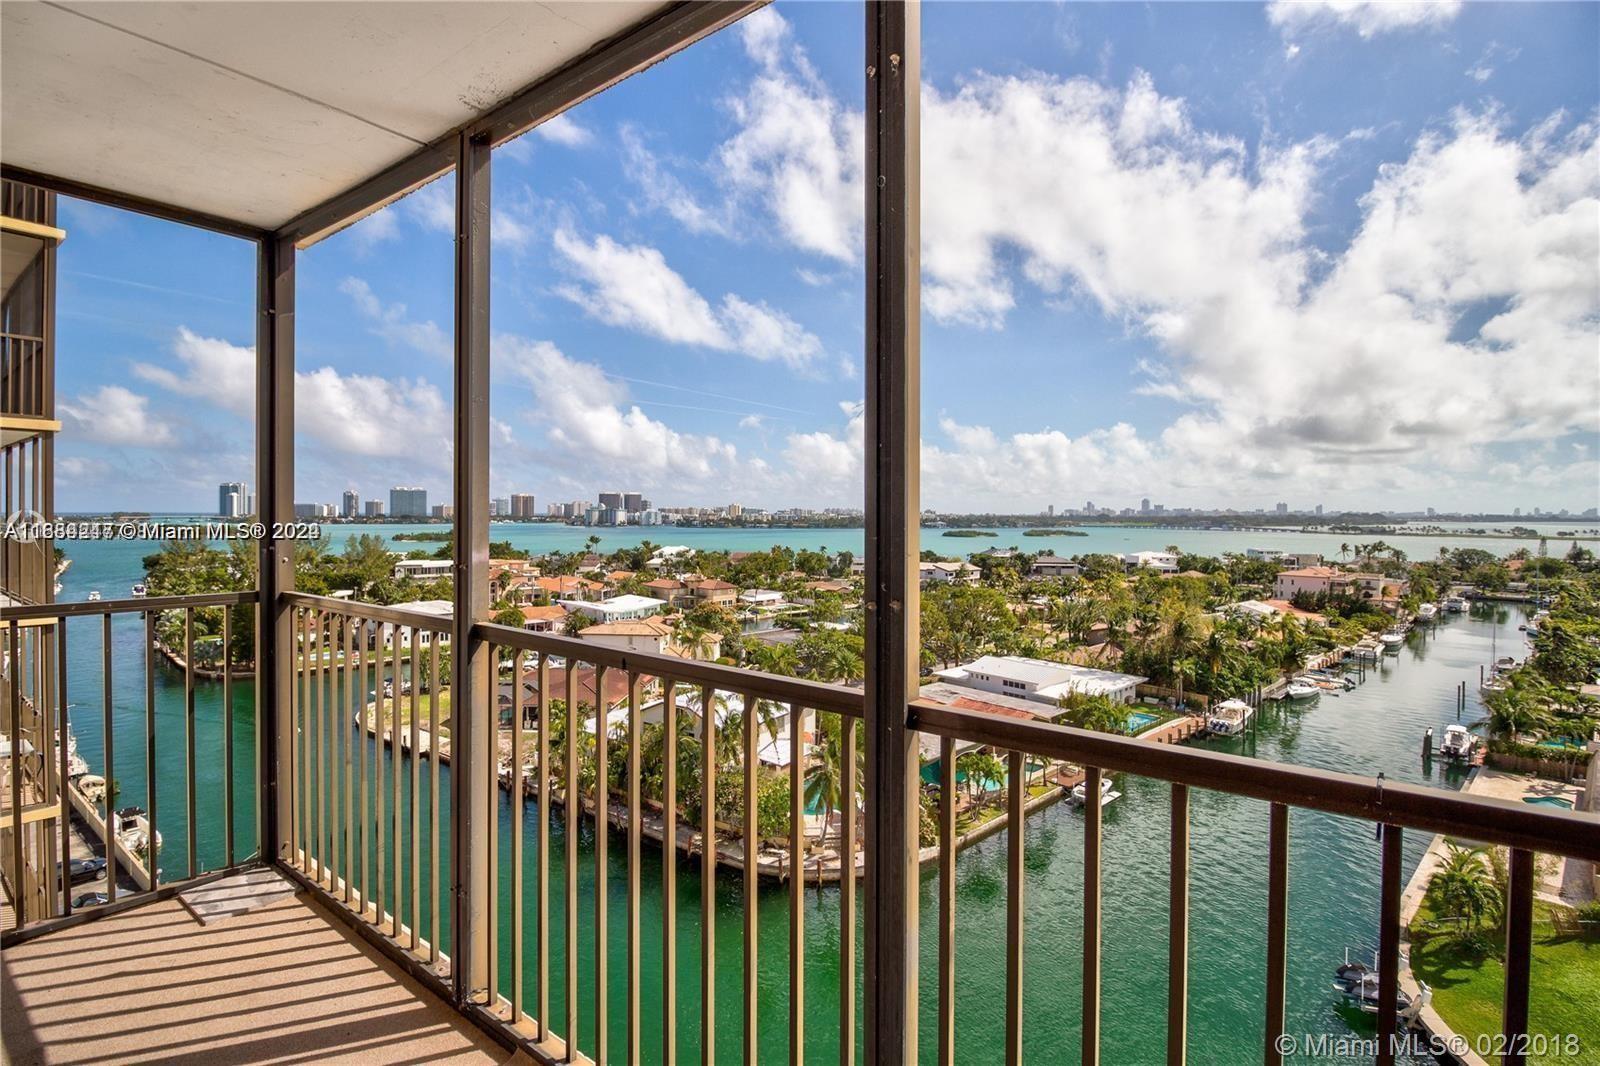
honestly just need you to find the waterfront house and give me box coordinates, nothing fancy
[517,604,567,633]
[1029,555,1081,578]
[936,655,1146,707]
[533,574,603,602]
[558,594,666,624]
[689,578,738,607]
[1272,565,1345,599]
[577,617,688,658]
[739,588,786,608]
[1122,550,1179,573]
[919,560,982,586]
[642,576,693,607]
[393,558,453,581]
[366,599,453,648]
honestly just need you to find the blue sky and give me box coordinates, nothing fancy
[53,1,1600,515]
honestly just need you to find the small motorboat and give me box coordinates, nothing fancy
[1379,629,1405,650]
[1070,776,1120,807]
[1439,724,1476,761]
[1285,679,1322,700]
[87,590,101,601]
[1417,603,1438,621]
[1206,699,1254,736]
[1444,596,1468,613]
[131,582,148,597]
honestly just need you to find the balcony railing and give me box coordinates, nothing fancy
[6,588,1597,1066]
[1,333,47,420]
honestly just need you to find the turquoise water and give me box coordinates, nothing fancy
[52,536,1540,1064]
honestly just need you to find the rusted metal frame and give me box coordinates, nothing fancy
[184,607,196,878]
[1264,803,1289,1066]
[937,735,955,1066]
[908,701,1600,861]
[627,670,644,1065]
[701,684,717,1066]
[863,3,922,1062]
[595,664,610,1063]
[1501,848,1535,1066]
[477,621,861,719]
[1167,784,1189,1066]
[0,164,269,241]
[452,124,493,1008]
[1375,825,1403,1066]
[1005,750,1024,1066]
[790,704,807,1066]
[661,675,678,1066]
[273,3,763,248]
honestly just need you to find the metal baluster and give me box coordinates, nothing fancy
[627,671,643,1066]
[937,735,955,1066]
[790,704,807,1066]
[314,610,326,884]
[1167,784,1190,1066]
[359,615,370,915]
[223,605,235,867]
[375,622,387,923]
[297,609,308,872]
[537,653,551,1034]
[8,624,21,926]
[701,684,716,1066]
[429,636,441,966]
[1006,750,1024,1066]
[662,676,678,1066]
[184,607,196,878]
[488,639,500,1010]
[1377,825,1402,1066]
[333,616,345,899]
[397,628,409,940]
[566,664,580,1058]
[145,611,157,890]
[1083,765,1103,1066]
[839,713,857,1066]
[58,622,72,913]
[743,691,758,1065]
[1502,848,1535,1066]
[595,663,609,1064]
[513,650,526,1024]
[411,626,422,951]
[1263,803,1290,1066]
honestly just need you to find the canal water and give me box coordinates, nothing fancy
[54,536,1532,1063]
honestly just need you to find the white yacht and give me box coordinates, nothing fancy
[1439,724,1476,761]
[1285,679,1322,700]
[1378,629,1405,649]
[131,582,148,597]
[1444,596,1469,613]
[1206,699,1254,736]
[1416,603,1438,621]
[1071,775,1120,807]
[86,590,101,601]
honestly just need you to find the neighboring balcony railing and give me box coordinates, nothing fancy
[1,333,47,420]
[2,591,261,929]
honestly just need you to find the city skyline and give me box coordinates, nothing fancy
[50,2,1600,515]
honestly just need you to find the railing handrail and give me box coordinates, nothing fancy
[2,589,257,621]
[910,699,1600,861]
[282,590,453,634]
[476,619,865,717]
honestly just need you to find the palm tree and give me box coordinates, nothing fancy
[1339,543,1351,563]
[1425,842,1502,935]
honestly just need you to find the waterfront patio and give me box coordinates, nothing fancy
[3,4,1597,1066]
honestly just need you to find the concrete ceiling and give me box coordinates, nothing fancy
[1,1,666,230]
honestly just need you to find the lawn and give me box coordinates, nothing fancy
[1410,901,1600,1065]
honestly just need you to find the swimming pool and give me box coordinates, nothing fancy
[1127,711,1161,733]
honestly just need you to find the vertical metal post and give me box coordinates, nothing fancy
[451,131,492,1005]
[257,233,294,864]
[1166,784,1189,1066]
[863,3,920,1063]
[1502,848,1535,1066]
[1376,824,1402,1066]
[1263,803,1290,1066]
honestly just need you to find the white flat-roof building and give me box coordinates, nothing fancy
[1123,551,1179,573]
[364,599,452,649]
[739,589,786,607]
[559,594,667,624]
[936,654,1146,706]
[918,560,981,586]
[1029,555,1081,578]
[394,558,452,581]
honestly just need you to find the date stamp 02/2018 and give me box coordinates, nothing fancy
[1274,1031,1585,1061]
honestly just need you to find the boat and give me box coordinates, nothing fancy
[78,774,107,803]
[1206,699,1254,736]
[1416,603,1438,621]
[1444,596,1468,613]
[1333,956,1422,1016]
[87,590,101,601]
[1285,679,1322,700]
[1378,629,1405,650]
[131,582,147,597]
[1439,724,1476,761]
[1070,776,1120,807]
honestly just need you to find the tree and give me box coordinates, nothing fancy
[1424,842,1502,936]
[1059,693,1128,735]
[563,612,594,637]
[921,584,1016,667]
[955,750,1005,803]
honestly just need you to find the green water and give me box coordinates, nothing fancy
[56,542,1536,1063]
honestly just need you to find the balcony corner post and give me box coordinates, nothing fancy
[451,129,493,1006]
[863,2,921,1063]
[256,233,295,866]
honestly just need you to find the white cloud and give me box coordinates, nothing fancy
[340,277,450,359]
[403,180,455,235]
[621,126,731,236]
[347,207,400,249]
[58,385,175,447]
[552,229,823,370]
[535,113,594,147]
[1266,1,1462,39]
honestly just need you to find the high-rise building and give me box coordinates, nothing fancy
[390,486,428,517]
[341,490,361,518]
[430,503,453,518]
[1314,504,1323,516]
[510,493,536,519]
[1275,502,1289,515]
[1140,498,1150,514]
[597,491,623,511]
[218,481,247,517]
[364,500,385,517]
[727,503,742,518]
[491,497,510,517]
[623,491,644,513]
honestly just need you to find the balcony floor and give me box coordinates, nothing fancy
[2,874,520,1065]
